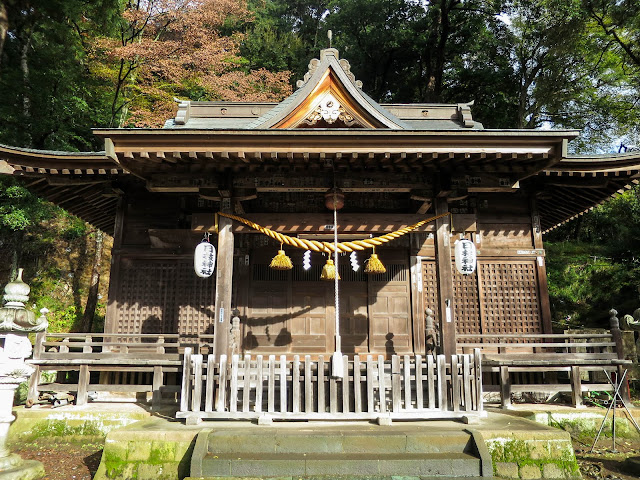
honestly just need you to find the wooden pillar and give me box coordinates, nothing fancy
[409,251,424,355]
[212,211,235,359]
[434,198,456,358]
[530,198,552,333]
[104,197,125,335]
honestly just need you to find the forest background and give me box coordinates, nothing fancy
[1,0,640,333]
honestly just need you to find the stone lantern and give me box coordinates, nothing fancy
[0,268,47,479]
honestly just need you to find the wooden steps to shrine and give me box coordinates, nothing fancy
[189,425,494,479]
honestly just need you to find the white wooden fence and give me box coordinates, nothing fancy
[177,350,483,423]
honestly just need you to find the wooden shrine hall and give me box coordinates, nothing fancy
[2,48,639,417]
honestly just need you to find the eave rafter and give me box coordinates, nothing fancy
[533,153,640,233]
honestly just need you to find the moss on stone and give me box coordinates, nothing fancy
[25,419,104,440]
[149,441,176,463]
[488,438,580,479]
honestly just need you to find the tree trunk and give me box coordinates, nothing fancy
[9,230,24,284]
[20,29,33,146]
[81,230,104,332]
[0,1,8,72]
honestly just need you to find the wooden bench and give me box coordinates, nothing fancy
[26,332,184,407]
[457,330,631,408]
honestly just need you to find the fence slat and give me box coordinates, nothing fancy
[230,355,239,413]
[243,355,251,413]
[415,355,423,410]
[427,355,435,409]
[216,355,227,412]
[437,355,446,411]
[256,355,263,413]
[366,355,374,412]
[280,355,287,413]
[180,347,192,412]
[318,356,325,413]
[342,355,350,413]
[191,354,203,412]
[329,372,338,414]
[463,354,471,412]
[305,356,313,413]
[474,349,483,413]
[452,355,460,413]
[392,355,401,412]
[293,355,300,414]
[378,355,386,413]
[403,355,411,410]
[354,356,362,414]
[205,355,216,412]
[268,355,275,413]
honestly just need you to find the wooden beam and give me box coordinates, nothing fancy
[191,213,438,234]
[417,202,432,214]
[212,211,235,359]
[434,198,456,358]
[531,197,552,334]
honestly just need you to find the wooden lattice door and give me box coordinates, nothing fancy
[477,260,542,335]
[115,257,216,337]
[421,258,543,341]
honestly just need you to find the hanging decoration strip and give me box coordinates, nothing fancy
[216,211,451,254]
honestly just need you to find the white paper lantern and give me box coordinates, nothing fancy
[194,241,216,278]
[454,239,476,275]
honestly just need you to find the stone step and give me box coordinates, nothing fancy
[187,477,498,480]
[184,475,501,480]
[205,429,474,455]
[195,452,483,478]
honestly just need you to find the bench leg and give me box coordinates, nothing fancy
[76,364,90,406]
[570,365,583,408]
[500,366,512,409]
[27,365,40,407]
[152,366,163,409]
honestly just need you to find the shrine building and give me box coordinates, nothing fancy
[1,47,638,365]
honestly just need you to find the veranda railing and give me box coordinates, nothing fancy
[177,350,483,423]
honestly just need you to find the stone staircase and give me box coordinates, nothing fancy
[188,423,495,479]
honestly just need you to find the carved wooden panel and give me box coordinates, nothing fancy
[116,258,215,337]
[478,260,542,337]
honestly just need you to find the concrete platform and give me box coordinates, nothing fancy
[84,411,580,480]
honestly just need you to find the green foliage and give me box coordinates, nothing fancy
[0,177,53,231]
[546,186,640,327]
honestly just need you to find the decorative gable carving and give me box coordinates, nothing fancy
[251,48,406,130]
[303,93,359,127]
[297,49,363,90]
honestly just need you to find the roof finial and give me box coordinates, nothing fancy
[328,30,333,48]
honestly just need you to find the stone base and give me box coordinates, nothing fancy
[0,456,45,480]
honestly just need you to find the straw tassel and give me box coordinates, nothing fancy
[270,244,293,270]
[321,258,341,280]
[364,248,386,274]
